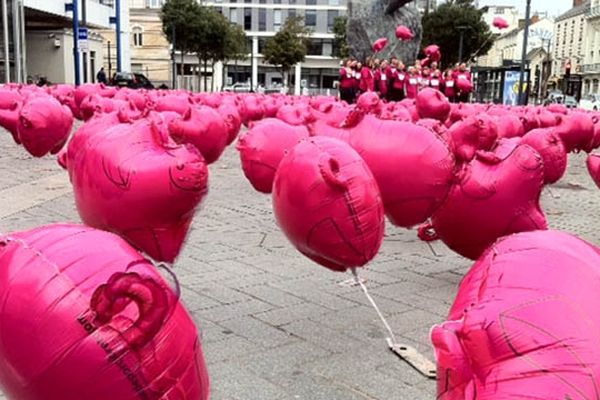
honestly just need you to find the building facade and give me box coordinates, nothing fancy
[552,0,588,98]
[1,0,121,84]
[478,16,554,68]
[119,0,346,93]
[481,5,521,35]
[582,0,600,94]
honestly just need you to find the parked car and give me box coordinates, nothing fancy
[564,95,578,109]
[223,82,252,93]
[579,94,600,111]
[543,90,564,106]
[110,72,154,89]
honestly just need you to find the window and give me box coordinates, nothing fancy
[306,0,316,4]
[274,9,282,31]
[244,8,252,30]
[131,63,143,73]
[287,9,296,20]
[305,10,316,27]
[259,9,266,31]
[146,0,163,8]
[289,0,296,4]
[307,39,323,55]
[132,26,143,47]
[327,10,338,33]
[328,0,339,5]
[230,8,238,24]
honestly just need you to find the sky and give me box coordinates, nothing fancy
[476,0,572,18]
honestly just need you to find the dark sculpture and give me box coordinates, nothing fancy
[347,0,422,64]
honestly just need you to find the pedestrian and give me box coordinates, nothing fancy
[96,67,107,84]
[389,59,406,102]
[353,61,362,98]
[421,66,431,90]
[454,63,472,103]
[339,59,356,104]
[430,68,442,91]
[375,59,389,100]
[359,57,375,93]
[405,66,419,99]
[443,69,456,102]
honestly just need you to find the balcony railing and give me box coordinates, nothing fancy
[586,6,600,18]
[583,63,600,73]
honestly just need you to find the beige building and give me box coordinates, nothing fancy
[552,0,588,96]
[101,0,170,85]
[582,0,600,94]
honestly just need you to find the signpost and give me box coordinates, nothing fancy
[78,28,89,52]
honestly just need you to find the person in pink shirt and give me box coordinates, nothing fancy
[454,63,472,103]
[405,66,420,99]
[359,57,375,93]
[421,66,431,90]
[390,59,406,102]
[443,69,456,102]
[353,61,362,94]
[339,58,356,104]
[374,59,389,100]
[429,69,442,91]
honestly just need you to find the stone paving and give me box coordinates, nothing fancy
[0,127,599,399]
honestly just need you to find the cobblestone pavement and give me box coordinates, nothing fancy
[0,128,599,400]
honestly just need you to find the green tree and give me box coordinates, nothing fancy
[422,0,492,67]
[161,0,198,85]
[263,16,311,90]
[333,16,350,59]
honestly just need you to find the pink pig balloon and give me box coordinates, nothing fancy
[0,224,209,400]
[423,143,547,260]
[433,230,600,400]
[521,128,567,184]
[372,37,388,53]
[237,118,309,193]
[492,16,509,29]
[17,95,73,157]
[349,116,456,228]
[587,153,600,188]
[272,136,384,272]
[168,106,229,164]
[395,25,414,41]
[67,113,209,262]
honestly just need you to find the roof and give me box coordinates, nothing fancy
[555,0,590,22]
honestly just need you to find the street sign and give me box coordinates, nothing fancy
[78,27,89,52]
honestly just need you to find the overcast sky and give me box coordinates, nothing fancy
[476,0,572,17]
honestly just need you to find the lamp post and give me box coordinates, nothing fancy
[457,26,468,62]
[518,0,532,105]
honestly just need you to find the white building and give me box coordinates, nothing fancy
[481,5,521,35]
[1,0,128,84]
[478,16,554,68]
[124,0,345,94]
[582,0,600,94]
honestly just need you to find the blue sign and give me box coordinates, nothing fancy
[503,70,529,105]
[78,28,88,41]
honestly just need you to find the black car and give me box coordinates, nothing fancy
[111,72,154,89]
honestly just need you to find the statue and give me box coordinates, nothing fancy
[347,0,422,64]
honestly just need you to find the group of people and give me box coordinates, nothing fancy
[338,57,473,104]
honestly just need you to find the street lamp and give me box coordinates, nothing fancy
[518,0,532,105]
[457,26,468,62]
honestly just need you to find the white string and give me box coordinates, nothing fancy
[351,267,398,345]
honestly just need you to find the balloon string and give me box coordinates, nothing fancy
[351,267,398,345]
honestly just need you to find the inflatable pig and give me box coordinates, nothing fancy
[272,137,384,272]
[237,118,309,193]
[433,230,600,400]
[67,113,209,262]
[0,224,209,400]
[17,95,73,157]
[422,143,547,260]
